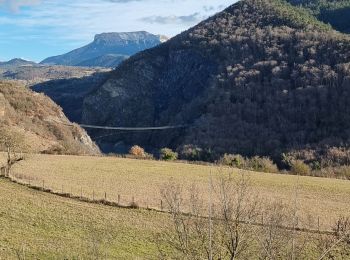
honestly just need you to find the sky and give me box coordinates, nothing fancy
[0,0,234,62]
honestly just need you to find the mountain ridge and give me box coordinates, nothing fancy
[41,31,168,68]
[0,58,36,68]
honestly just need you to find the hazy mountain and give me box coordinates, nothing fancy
[41,31,168,68]
[0,58,36,69]
[77,54,128,68]
[0,61,108,86]
[81,0,350,167]
[0,81,100,155]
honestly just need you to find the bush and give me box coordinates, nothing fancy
[178,145,203,161]
[160,148,178,161]
[319,166,350,180]
[219,154,279,173]
[219,154,246,168]
[129,145,146,158]
[246,156,279,173]
[290,160,311,176]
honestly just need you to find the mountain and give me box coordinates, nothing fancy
[0,81,100,155]
[76,54,128,68]
[0,58,36,69]
[41,31,168,68]
[0,62,108,86]
[287,0,350,33]
[80,0,350,168]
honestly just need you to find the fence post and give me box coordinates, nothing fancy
[93,191,95,201]
[296,217,299,228]
[104,192,107,201]
[160,200,163,211]
[81,187,83,198]
[118,194,120,205]
[261,213,264,226]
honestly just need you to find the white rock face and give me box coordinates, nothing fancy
[41,31,167,68]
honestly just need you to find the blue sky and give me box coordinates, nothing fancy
[0,0,234,62]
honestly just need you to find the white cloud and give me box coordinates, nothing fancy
[0,0,234,42]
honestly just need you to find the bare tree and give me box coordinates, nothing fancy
[158,180,212,259]
[157,171,349,259]
[317,216,350,260]
[214,172,260,260]
[158,172,260,259]
[257,201,292,260]
[0,127,25,177]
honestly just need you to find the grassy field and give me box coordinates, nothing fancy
[7,154,350,231]
[0,178,169,259]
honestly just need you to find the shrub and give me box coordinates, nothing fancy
[129,145,146,158]
[319,166,350,180]
[290,160,311,176]
[246,156,279,173]
[160,148,178,161]
[219,154,246,168]
[178,145,203,161]
[219,154,279,173]
[334,166,350,180]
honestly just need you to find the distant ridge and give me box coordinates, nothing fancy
[41,31,168,68]
[0,58,36,68]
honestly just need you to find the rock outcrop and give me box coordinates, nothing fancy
[41,31,168,68]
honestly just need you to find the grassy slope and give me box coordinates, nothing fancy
[9,154,350,231]
[0,178,168,259]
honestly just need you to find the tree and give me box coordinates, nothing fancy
[158,172,261,259]
[160,148,178,161]
[129,145,146,158]
[157,171,350,259]
[0,127,25,177]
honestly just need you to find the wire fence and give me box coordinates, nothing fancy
[4,171,337,236]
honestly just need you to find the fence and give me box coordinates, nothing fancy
[2,171,337,237]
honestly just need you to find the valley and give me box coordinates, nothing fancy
[0,0,350,258]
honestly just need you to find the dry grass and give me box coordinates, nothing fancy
[0,178,169,259]
[6,153,350,231]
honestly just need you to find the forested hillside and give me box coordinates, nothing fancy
[81,0,350,169]
[287,0,350,33]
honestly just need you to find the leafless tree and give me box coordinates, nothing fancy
[0,127,25,177]
[158,172,260,259]
[214,172,260,259]
[157,171,349,259]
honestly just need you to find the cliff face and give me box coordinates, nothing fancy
[82,0,350,160]
[0,82,100,155]
[41,31,167,68]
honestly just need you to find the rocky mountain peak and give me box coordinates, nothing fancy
[41,31,167,68]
